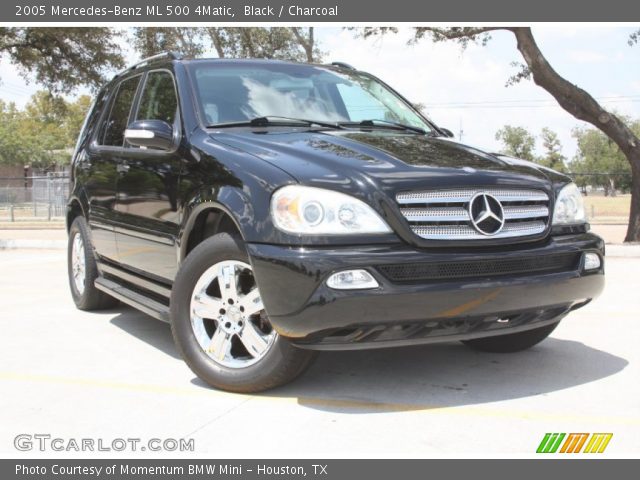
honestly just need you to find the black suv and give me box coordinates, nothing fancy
[67,53,604,392]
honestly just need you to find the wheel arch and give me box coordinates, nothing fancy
[179,200,245,263]
[66,196,86,232]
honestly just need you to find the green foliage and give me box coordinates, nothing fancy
[539,127,567,172]
[495,125,537,161]
[131,27,322,62]
[0,27,125,93]
[0,92,92,168]
[569,120,637,195]
[132,27,204,58]
[495,125,569,172]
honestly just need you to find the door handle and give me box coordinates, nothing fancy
[117,163,130,174]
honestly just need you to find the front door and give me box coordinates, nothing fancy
[114,69,182,281]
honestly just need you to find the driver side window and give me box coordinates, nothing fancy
[136,71,178,125]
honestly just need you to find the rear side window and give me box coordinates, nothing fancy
[101,75,141,146]
[136,71,178,125]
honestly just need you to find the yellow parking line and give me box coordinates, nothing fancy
[1,370,639,426]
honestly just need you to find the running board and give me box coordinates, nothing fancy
[95,277,171,323]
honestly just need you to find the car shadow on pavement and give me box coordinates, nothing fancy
[109,308,181,360]
[108,306,628,412]
[273,339,628,413]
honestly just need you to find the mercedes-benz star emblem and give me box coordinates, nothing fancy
[468,193,505,235]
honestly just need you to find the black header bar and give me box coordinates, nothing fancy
[3,0,640,22]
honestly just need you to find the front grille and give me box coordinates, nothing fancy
[377,252,581,283]
[396,187,550,241]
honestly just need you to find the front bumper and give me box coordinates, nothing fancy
[247,233,604,350]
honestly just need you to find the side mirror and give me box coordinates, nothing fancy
[125,120,174,150]
[439,128,455,138]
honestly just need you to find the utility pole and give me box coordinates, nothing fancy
[458,119,464,142]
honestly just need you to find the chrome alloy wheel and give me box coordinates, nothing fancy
[71,232,86,295]
[189,260,276,368]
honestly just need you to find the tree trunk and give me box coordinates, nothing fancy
[510,27,640,242]
[627,159,640,242]
[609,177,617,197]
[207,28,225,58]
[241,30,257,57]
[291,27,315,62]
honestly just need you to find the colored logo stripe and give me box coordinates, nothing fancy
[583,433,613,453]
[536,433,566,453]
[560,433,589,453]
[537,433,613,453]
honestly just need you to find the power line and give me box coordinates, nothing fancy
[427,100,640,110]
[425,94,640,107]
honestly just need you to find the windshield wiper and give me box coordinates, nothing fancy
[339,119,428,135]
[207,116,345,130]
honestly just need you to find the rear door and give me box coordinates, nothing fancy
[83,74,142,261]
[113,69,183,281]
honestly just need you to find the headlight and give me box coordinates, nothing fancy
[553,183,586,225]
[271,185,392,235]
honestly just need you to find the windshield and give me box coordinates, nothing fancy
[189,61,432,132]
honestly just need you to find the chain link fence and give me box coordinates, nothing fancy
[0,174,69,222]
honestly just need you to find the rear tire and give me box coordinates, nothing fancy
[170,232,316,393]
[461,321,560,353]
[67,216,119,310]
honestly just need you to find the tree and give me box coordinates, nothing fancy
[0,92,93,168]
[132,27,204,58]
[358,27,640,242]
[570,121,636,196]
[290,28,317,63]
[0,28,124,93]
[539,127,567,172]
[132,27,322,62]
[0,100,43,167]
[495,125,536,161]
[63,95,93,146]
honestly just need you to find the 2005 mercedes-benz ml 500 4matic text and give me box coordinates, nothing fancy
[67,53,604,392]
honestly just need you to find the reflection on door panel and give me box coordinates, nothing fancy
[114,70,182,280]
[86,75,141,261]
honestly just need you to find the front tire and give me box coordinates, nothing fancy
[170,233,316,393]
[461,321,560,353]
[67,216,118,310]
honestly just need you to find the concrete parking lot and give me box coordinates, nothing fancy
[1,249,639,456]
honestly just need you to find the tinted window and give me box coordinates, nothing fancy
[136,71,178,125]
[101,76,141,146]
[190,63,431,132]
[336,83,387,122]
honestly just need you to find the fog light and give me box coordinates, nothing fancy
[584,252,601,271]
[327,269,379,290]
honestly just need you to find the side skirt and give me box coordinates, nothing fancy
[95,277,171,323]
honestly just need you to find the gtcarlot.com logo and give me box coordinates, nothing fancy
[14,434,195,452]
[536,433,613,454]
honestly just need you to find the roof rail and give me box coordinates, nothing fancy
[113,52,183,80]
[330,61,356,70]
[127,51,183,72]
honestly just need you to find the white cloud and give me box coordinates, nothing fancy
[567,49,608,64]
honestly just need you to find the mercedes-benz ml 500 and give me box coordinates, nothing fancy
[66,53,604,392]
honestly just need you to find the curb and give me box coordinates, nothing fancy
[0,239,67,250]
[605,244,640,258]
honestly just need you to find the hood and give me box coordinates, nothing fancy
[210,129,554,196]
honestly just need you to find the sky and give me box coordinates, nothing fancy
[0,26,638,160]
